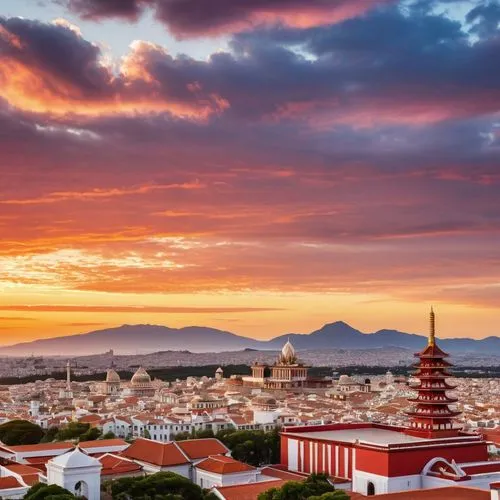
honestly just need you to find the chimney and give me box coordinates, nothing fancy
[491,482,500,500]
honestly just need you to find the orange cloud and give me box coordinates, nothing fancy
[0,305,283,313]
[0,182,205,205]
[0,23,229,120]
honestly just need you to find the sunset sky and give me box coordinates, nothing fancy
[1,0,499,345]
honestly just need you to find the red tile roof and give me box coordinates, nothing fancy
[24,456,57,465]
[260,466,307,481]
[18,474,40,486]
[214,479,286,500]
[7,442,73,453]
[121,439,189,467]
[99,453,143,476]
[0,476,24,490]
[196,455,255,474]
[79,439,128,449]
[79,415,102,423]
[176,438,228,459]
[3,464,40,476]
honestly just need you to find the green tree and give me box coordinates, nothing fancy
[25,483,77,500]
[41,426,60,443]
[309,493,349,500]
[101,431,116,439]
[79,426,102,442]
[173,431,190,441]
[194,429,215,439]
[55,422,90,441]
[143,429,152,439]
[257,474,347,500]
[110,472,210,500]
[216,428,280,466]
[0,420,44,445]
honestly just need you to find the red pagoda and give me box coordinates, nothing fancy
[406,308,461,438]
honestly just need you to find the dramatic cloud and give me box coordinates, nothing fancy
[0,18,228,118]
[0,305,283,313]
[1,1,500,340]
[63,0,394,37]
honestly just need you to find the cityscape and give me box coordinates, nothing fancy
[1,0,500,499]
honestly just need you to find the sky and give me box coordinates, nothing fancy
[0,0,499,345]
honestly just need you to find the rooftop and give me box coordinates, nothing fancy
[121,438,190,467]
[176,438,228,460]
[285,427,426,446]
[214,479,286,500]
[196,455,255,474]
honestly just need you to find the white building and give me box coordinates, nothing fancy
[46,448,102,500]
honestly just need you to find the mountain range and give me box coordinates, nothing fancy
[1,321,499,356]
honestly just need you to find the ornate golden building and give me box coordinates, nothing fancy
[243,340,310,389]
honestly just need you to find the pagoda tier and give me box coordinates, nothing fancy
[406,308,462,439]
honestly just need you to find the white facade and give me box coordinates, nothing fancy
[46,449,102,500]
[352,470,422,495]
[195,468,258,489]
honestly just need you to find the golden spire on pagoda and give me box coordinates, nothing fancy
[429,306,436,346]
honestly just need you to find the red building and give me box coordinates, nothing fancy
[406,307,461,438]
[280,310,500,496]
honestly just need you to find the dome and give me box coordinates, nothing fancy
[216,367,223,373]
[106,369,121,383]
[131,367,152,386]
[279,340,296,364]
[338,374,352,385]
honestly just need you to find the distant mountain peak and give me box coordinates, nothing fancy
[0,321,497,356]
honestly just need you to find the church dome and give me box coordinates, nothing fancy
[338,374,352,385]
[106,369,121,383]
[131,367,152,386]
[279,340,296,364]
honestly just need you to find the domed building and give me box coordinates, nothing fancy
[243,340,312,390]
[129,367,155,397]
[104,368,121,396]
[279,340,297,364]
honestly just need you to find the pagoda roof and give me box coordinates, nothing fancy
[407,396,458,404]
[416,342,449,358]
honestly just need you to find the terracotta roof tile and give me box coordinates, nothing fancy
[260,467,307,481]
[79,439,128,449]
[121,439,189,467]
[196,455,255,474]
[176,438,229,460]
[99,453,143,476]
[214,479,285,500]
[7,442,73,453]
[0,476,24,490]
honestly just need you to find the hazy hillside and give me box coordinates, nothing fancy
[0,321,498,356]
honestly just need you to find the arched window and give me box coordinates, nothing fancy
[367,481,375,496]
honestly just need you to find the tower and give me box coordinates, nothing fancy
[59,360,73,399]
[406,308,461,438]
[66,360,71,392]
